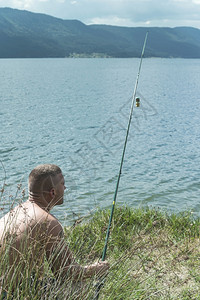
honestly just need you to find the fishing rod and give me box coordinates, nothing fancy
[94,31,148,300]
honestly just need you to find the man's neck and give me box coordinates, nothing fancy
[28,194,52,212]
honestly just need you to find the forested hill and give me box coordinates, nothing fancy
[0,7,200,58]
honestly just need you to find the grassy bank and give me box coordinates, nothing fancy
[65,206,200,299]
[1,206,200,299]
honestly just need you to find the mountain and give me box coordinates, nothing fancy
[0,7,200,58]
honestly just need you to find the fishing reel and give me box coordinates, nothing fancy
[136,97,140,107]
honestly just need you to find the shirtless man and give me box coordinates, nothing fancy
[0,164,109,293]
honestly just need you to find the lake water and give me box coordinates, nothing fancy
[1,58,200,225]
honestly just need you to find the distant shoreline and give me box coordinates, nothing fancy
[1,56,200,59]
[1,8,200,59]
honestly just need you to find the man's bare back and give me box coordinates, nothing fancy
[0,200,59,260]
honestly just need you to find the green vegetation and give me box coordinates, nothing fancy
[0,7,200,58]
[65,206,200,299]
[2,204,200,299]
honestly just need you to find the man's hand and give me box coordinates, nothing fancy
[84,261,109,278]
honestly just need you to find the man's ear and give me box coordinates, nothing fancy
[50,188,55,197]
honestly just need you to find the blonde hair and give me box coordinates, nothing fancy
[28,164,62,195]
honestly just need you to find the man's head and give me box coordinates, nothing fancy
[28,164,66,208]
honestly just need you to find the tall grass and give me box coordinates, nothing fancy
[65,206,200,299]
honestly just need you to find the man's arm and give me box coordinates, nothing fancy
[45,219,109,281]
[45,220,78,279]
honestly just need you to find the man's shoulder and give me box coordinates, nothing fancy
[25,202,63,235]
[45,213,63,236]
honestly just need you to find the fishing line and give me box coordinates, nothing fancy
[93,31,148,300]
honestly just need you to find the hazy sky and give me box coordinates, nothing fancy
[0,0,200,28]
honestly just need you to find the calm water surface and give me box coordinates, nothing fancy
[0,58,200,225]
